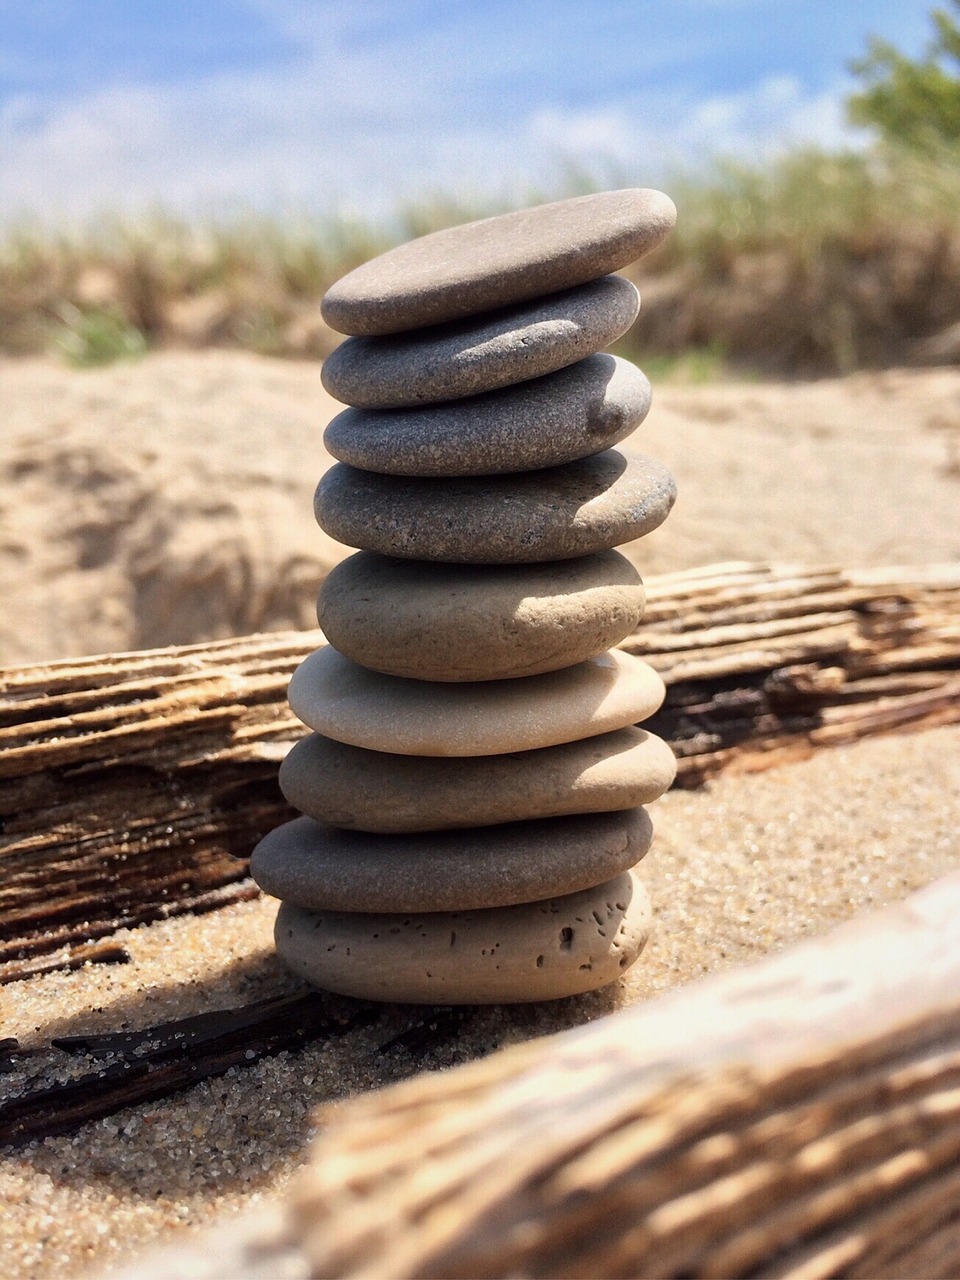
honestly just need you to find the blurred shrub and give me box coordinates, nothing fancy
[848,0,960,152]
[53,303,147,367]
[624,144,960,373]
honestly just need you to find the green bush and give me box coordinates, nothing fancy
[54,303,147,368]
[848,0,960,151]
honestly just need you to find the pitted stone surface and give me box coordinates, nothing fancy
[288,646,665,756]
[251,808,652,913]
[320,276,639,410]
[280,727,677,833]
[320,188,676,336]
[274,870,652,1003]
[318,550,645,682]
[314,449,676,563]
[323,354,652,476]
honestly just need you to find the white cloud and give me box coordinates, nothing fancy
[0,7,862,223]
[526,108,638,161]
[522,80,858,189]
[689,75,854,157]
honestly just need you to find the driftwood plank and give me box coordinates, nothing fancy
[114,873,960,1280]
[0,997,480,1145]
[2,562,959,972]
[0,992,377,1147]
[1,939,131,983]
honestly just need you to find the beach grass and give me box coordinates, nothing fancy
[2,143,959,373]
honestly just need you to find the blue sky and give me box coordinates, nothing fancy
[0,0,939,222]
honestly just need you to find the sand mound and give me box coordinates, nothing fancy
[2,353,959,665]
[1,354,343,664]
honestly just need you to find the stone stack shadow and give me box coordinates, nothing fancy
[252,189,679,1003]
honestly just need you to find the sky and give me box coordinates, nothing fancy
[0,0,941,224]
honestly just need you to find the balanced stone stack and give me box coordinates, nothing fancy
[252,189,679,1004]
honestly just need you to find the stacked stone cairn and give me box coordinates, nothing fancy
[252,189,680,1004]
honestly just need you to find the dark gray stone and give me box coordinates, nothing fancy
[280,727,677,833]
[320,276,639,410]
[251,809,652,912]
[314,449,676,563]
[317,550,645,681]
[320,188,676,336]
[323,354,651,476]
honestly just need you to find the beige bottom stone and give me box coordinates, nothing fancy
[273,869,652,1004]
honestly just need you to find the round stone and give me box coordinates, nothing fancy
[280,727,677,833]
[318,550,645,682]
[288,646,666,756]
[323,354,652,476]
[273,870,653,1003]
[251,808,652,913]
[320,188,676,336]
[315,450,676,564]
[320,275,639,410]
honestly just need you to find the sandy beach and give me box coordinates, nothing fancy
[2,354,958,665]
[1,353,959,1278]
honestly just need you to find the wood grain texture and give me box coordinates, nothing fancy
[115,873,960,1279]
[0,994,376,1148]
[285,873,960,1279]
[0,630,306,969]
[2,562,958,973]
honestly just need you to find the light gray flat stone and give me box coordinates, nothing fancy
[320,188,676,336]
[320,276,639,410]
[287,646,665,756]
[252,808,652,913]
[317,550,645,682]
[280,727,676,833]
[273,870,653,1003]
[323,354,652,476]
[315,449,676,563]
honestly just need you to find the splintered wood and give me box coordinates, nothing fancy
[281,874,960,1280]
[0,994,377,1148]
[2,561,959,972]
[116,873,960,1280]
[635,560,960,777]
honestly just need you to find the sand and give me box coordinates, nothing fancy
[3,726,959,1279]
[1,352,959,1277]
[2,353,959,664]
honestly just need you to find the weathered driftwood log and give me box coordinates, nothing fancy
[636,560,960,778]
[2,562,959,973]
[117,873,960,1280]
[0,629,306,970]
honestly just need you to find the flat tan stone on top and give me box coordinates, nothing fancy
[322,354,652,476]
[320,188,676,335]
[252,809,652,913]
[287,646,666,756]
[314,449,676,563]
[274,869,652,1002]
[317,550,645,682]
[280,727,676,832]
[320,276,639,410]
